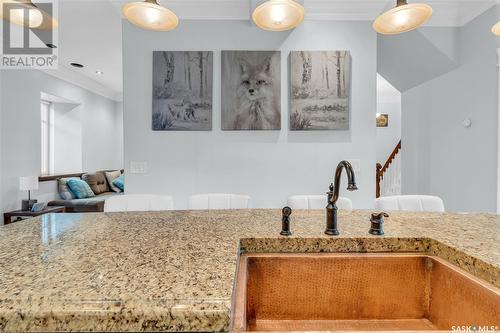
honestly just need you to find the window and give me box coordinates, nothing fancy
[40,100,53,175]
[39,92,84,176]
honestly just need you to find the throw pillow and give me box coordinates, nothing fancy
[112,175,124,191]
[82,172,109,194]
[105,170,122,193]
[58,177,78,200]
[66,178,96,199]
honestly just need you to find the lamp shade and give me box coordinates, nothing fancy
[252,0,305,32]
[492,21,500,36]
[373,1,432,35]
[19,176,39,191]
[122,0,178,32]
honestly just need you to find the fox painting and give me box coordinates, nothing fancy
[222,51,281,130]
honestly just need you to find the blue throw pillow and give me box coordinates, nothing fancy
[112,175,124,191]
[67,178,95,199]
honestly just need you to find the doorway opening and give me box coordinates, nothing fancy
[376,74,402,198]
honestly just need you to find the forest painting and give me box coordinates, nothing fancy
[290,51,351,130]
[152,51,213,131]
[221,51,281,130]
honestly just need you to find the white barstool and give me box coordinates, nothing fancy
[374,195,445,212]
[287,195,353,211]
[104,194,174,212]
[188,193,252,210]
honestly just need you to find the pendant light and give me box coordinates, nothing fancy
[492,21,500,36]
[122,0,178,32]
[0,0,58,30]
[252,0,305,32]
[373,0,432,35]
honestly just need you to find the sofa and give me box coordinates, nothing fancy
[48,170,123,213]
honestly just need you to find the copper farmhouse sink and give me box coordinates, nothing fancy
[231,253,500,331]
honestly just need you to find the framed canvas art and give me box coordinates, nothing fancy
[152,51,213,130]
[290,51,351,130]
[376,113,389,127]
[221,50,281,130]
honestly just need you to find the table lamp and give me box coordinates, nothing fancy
[20,176,39,211]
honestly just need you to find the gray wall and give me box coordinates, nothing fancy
[0,70,124,215]
[399,6,500,212]
[376,102,401,164]
[52,102,83,174]
[378,27,459,92]
[123,20,377,209]
[376,74,402,164]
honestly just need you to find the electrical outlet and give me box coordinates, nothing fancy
[130,161,148,174]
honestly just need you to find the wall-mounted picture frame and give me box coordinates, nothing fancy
[152,51,213,131]
[376,113,389,127]
[221,50,281,130]
[290,51,351,130]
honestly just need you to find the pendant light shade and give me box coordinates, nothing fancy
[252,0,305,32]
[122,0,178,32]
[492,21,500,36]
[0,0,58,30]
[373,0,432,35]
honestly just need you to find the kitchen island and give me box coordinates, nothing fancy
[0,209,498,331]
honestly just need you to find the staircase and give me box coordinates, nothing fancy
[376,141,401,198]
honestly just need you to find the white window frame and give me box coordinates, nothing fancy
[41,100,54,175]
[497,49,500,214]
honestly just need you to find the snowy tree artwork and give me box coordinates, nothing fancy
[290,51,351,130]
[152,51,213,131]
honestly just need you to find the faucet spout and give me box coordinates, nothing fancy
[325,160,358,236]
[331,160,358,204]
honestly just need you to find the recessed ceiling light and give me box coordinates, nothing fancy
[252,0,305,32]
[45,43,57,48]
[122,0,178,32]
[70,63,84,68]
[96,71,104,75]
[373,0,432,35]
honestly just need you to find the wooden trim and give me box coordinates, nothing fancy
[380,141,401,175]
[39,173,84,182]
[376,163,383,199]
[39,169,124,182]
[376,141,401,198]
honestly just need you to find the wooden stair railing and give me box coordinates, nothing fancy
[376,140,402,198]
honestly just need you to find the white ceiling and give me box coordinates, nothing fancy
[47,0,123,100]
[46,0,496,101]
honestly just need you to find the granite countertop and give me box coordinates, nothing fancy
[0,209,498,331]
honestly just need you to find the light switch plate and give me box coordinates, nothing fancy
[130,161,149,174]
[347,159,361,173]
